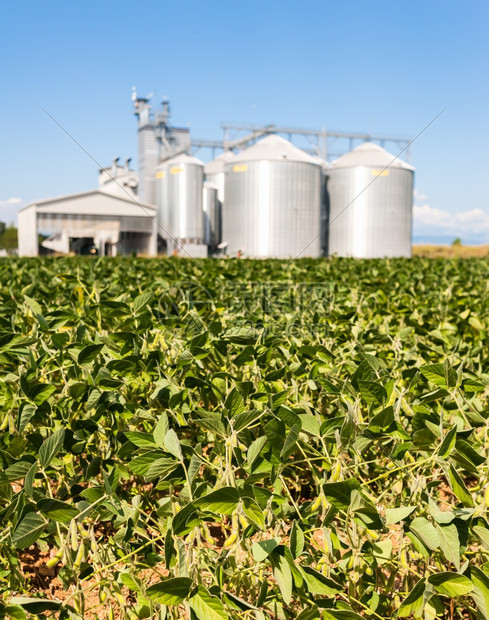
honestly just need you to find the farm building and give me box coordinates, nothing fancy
[18,160,158,257]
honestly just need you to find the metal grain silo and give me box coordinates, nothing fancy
[203,181,220,249]
[204,151,235,203]
[155,162,169,240]
[328,142,414,258]
[222,135,322,258]
[164,153,205,251]
[311,157,332,257]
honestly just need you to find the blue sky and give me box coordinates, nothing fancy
[1,0,488,242]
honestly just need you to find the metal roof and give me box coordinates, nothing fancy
[231,134,319,165]
[19,190,156,217]
[204,151,235,174]
[163,153,204,167]
[332,142,414,170]
[310,156,332,172]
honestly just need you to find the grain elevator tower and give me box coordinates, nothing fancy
[132,88,191,205]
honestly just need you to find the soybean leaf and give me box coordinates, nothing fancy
[428,572,473,597]
[187,451,202,486]
[439,425,458,458]
[223,592,258,612]
[37,499,79,523]
[252,539,279,562]
[448,465,474,507]
[302,566,342,595]
[153,412,170,448]
[233,409,261,432]
[409,517,440,551]
[385,506,416,525]
[164,428,183,461]
[350,490,383,530]
[29,383,56,405]
[421,362,457,388]
[280,423,301,459]
[224,388,245,417]
[133,291,153,313]
[474,525,489,551]
[39,428,65,469]
[323,611,363,620]
[471,567,489,619]
[119,573,144,594]
[270,549,293,604]
[428,499,459,524]
[195,411,227,437]
[297,414,321,437]
[165,528,175,568]
[372,539,392,566]
[194,487,240,515]
[283,545,304,587]
[9,598,62,614]
[172,502,199,535]
[1,460,33,483]
[25,462,37,497]
[146,577,193,606]
[247,436,268,468]
[145,457,179,482]
[17,404,36,433]
[435,523,460,570]
[290,521,304,559]
[357,380,387,406]
[12,512,45,549]
[462,378,485,393]
[189,586,228,620]
[454,439,485,468]
[242,497,265,530]
[323,479,361,510]
[24,295,43,316]
[128,451,166,476]
[78,344,104,365]
[398,578,427,617]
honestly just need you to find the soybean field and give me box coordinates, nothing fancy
[1,257,489,619]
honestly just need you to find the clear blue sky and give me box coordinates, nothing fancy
[1,0,488,241]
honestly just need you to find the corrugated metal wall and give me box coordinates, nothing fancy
[223,159,321,258]
[328,166,413,258]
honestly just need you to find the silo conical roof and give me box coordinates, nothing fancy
[332,142,414,170]
[231,134,319,164]
[310,156,332,172]
[165,153,204,166]
[204,151,235,174]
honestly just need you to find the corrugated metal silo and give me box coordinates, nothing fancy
[311,156,332,257]
[164,153,205,249]
[222,135,322,258]
[328,142,414,258]
[204,152,233,252]
[204,151,235,203]
[203,182,220,249]
[155,162,169,240]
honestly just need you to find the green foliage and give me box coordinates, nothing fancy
[0,256,489,619]
[0,225,18,250]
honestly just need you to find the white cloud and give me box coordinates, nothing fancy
[412,191,489,240]
[413,204,489,234]
[413,204,452,229]
[0,197,23,207]
[0,197,24,227]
